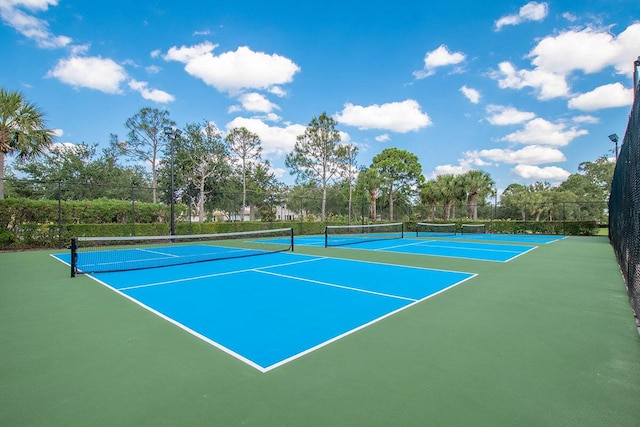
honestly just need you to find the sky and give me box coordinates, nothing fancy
[2,0,640,191]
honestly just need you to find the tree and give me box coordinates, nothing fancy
[364,167,381,221]
[117,107,175,203]
[14,142,150,200]
[371,148,423,221]
[225,127,262,221]
[172,121,230,222]
[244,161,282,221]
[0,88,55,199]
[339,144,358,223]
[501,183,528,220]
[460,170,495,220]
[419,181,442,220]
[577,156,615,196]
[285,112,345,221]
[433,174,464,220]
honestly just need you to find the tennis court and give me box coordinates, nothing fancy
[3,234,640,426]
[54,238,475,372]
[289,235,538,262]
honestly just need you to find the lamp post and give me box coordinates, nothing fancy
[608,133,619,161]
[164,127,182,236]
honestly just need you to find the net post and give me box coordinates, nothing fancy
[401,223,404,238]
[324,226,329,248]
[70,238,78,278]
[290,227,295,252]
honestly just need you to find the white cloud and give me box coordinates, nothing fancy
[236,92,280,113]
[492,61,570,100]
[529,24,640,76]
[0,0,72,49]
[164,42,301,94]
[145,65,161,74]
[225,117,306,156]
[268,86,287,98]
[431,163,472,177]
[486,105,536,125]
[335,100,432,133]
[501,118,588,146]
[495,1,548,31]
[466,145,566,165]
[512,164,570,181]
[491,24,640,101]
[128,79,174,103]
[47,55,128,93]
[413,44,465,79]
[460,86,480,104]
[568,82,633,111]
[571,115,599,124]
[375,134,390,142]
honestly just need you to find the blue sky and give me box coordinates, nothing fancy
[2,0,639,191]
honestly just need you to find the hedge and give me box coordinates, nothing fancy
[0,198,599,250]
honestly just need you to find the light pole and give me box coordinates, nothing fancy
[164,127,182,236]
[360,167,367,225]
[608,133,619,161]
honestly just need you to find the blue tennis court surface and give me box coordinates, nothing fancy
[287,236,538,262]
[54,251,475,372]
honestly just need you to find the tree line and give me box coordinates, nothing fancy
[0,89,614,224]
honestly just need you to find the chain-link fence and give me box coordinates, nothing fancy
[609,57,640,329]
[1,177,606,249]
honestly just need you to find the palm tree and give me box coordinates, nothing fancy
[419,181,441,220]
[0,88,55,199]
[434,174,464,220]
[460,170,495,220]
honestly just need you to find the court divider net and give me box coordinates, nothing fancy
[70,228,294,277]
[461,224,486,234]
[324,223,404,247]
[416,223,457,237]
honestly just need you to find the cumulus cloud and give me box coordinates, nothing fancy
[431,164,471,177]
[460,86,480,104]
[466,145,566,165]
[568,83,633,111]
[413,45,465,79]
[490,23,640,103]
[335,100,432,133]
[501,118,588,146]
[236,92,280,113]
[512,164,570,181]
[47,55,128,93]
[491,61,570,100]
[225,117,306,156]
[164,42,300,94]
[528,24,640,76]
[375,134,390,142]
[128,79,175,103]
[495,1,548,31]
[0,0,72,49]
[486,105,536,125]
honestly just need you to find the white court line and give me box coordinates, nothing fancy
[256,269,418,302]
[118,256,326,291]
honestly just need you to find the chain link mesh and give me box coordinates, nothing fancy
[609,58,640,328]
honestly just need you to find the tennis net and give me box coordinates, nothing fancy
[461,223,486,234]
[70,228,294,276]
[416,222,457,237]
[324,223,404,247]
